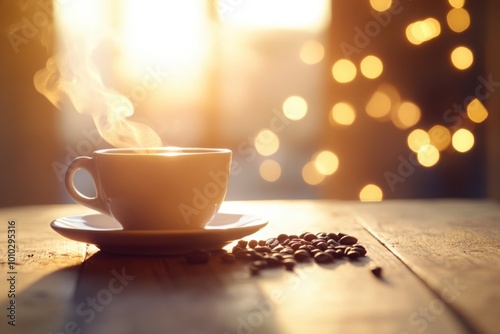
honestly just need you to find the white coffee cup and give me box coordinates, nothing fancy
[65,147,232,230]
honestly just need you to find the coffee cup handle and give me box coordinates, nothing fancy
[65,156,109,214]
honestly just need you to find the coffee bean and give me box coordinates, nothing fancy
[290,242,301,251]
[184,250,210,264]
[280,254,295,261]
[288,234,299,240]
[327,239,339,246]
[352,246,367,256]
[248,240,258,249]
[298,244,309,252]
[327,232,340,241]
[333,250,344,258]
[271,253,284,261]
[316,232,328,238]
[299,232,310,239]
[324,249,337,257]
[255,245,272,253]
[294,249,310,262]
[347,250,361,260]
[266,238,280,248]
[232,245,245,254]
[339,235,358,245]
[371,265,383,278]
[337,232,348,238]
[316,242,328,250]
[314,252,333,263]
[258,240,266,246]
[311,248,322,256]
[303,233,317,242]
[280,247,295,255]
[237,240,248,248]
[277,234,289,244]
[272,245,284,253]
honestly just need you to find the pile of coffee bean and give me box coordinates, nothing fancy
[184,231,368,276]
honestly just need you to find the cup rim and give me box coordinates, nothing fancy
[93,147,232,155]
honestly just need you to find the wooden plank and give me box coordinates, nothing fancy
[0,201,482,333]
[355,199,500,334]
[0,205,89,334]
[219,201,471,334]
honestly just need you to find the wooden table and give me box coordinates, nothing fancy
[0,200,499,334]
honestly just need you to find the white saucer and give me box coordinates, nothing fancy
[51,213,267,255]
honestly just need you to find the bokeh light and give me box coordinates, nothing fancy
[452,128,474,153]
[259,159,281,182]
[428,125,451,151]
[300,40,325,65]
[366,90,392,119]
[451,46,473,70]
[370,0,392,12]
[417,144,440,167]
[467,98,488,123]
[359,184,383,202]
[406,18,441,45]
[254,129,280,156]
[447,8,470,33]
[448,0,465,8]
[407,129,430,152]
[313,150,339,175]
[393,101,421,129]
[330,102,356,126]
[360,55,383,79]
[302,161,325,185]
[283,95,308,120]
[331,59,357,83]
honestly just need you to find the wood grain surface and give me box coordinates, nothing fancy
[0,200,498,334]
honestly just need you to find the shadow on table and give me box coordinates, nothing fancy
[47,251,284,334]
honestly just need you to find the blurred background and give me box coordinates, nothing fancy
[1,0,499,207]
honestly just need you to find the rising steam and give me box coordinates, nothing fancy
[32,2,162,148]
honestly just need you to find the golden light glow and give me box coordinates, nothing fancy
[467,98,488,123]
[302,161,325,185]
[452,128,474,153]
[283,95,308,120]
[428,125,451,151]
[370,0,392,12]
[405,18,441,45]
[359,184,383,202]
[360,55,383,79]
[417,144,440,167]
[407,129,430,152]
[366,91,392,119]
[447,8,470,33]
[330,102,356,126]
[300,40,325,65]
[255,129,280,156]
[121,1,209,68]
[451,46,473,70]
[331,59,357,83]
[448,0,465,8]
[218,0,331,33]
[393,101,421,129]
[259,159,282,182]
[313,150,339,175]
